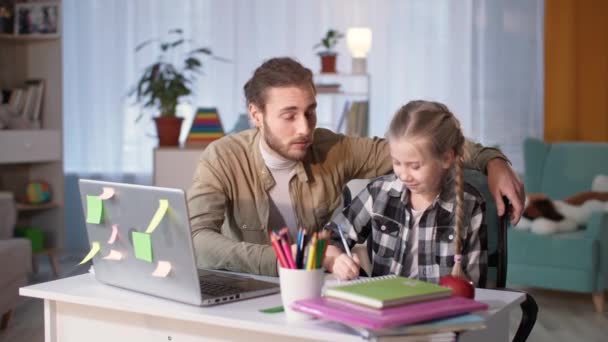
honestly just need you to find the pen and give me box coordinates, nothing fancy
[337,224,369,277]
[337,224,353,258]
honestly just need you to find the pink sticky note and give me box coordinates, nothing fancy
[102,250,123,261]
[152,261,172,277]
[99,187,115,200]
[108,224,118,244]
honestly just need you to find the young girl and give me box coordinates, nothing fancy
[323,100,487,286]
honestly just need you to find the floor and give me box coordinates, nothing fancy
[1,255,607,342]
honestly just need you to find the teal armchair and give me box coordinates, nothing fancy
[508,138,608,312]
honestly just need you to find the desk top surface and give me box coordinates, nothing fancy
[21,273,525,341]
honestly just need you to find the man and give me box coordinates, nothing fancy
[187,57,524,276]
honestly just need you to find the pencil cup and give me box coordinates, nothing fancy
[279,266,325,322]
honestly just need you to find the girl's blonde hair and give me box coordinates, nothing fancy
[387,100,468,279]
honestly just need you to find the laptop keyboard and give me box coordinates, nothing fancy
[199,279,241,297]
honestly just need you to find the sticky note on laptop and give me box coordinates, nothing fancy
[132,231,153,262]
[86,195,103,224]
[145,199,169,234]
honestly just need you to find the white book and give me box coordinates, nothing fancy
[31,83,43,121]
[8,89,24,114]
[21,86,37,120]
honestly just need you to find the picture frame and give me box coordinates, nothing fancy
[14,1,60,37]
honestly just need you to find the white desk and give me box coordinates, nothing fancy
[20,274,524,342]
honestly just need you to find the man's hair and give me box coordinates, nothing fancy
[243,57,315,110]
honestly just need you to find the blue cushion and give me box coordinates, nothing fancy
[509,229,598,271]
[524,138,608,199]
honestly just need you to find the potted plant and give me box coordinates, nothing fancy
[130,29,215,146]
[313,29,344,74]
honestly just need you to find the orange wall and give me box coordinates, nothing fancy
[545,0,608,142]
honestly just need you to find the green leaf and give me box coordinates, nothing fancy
[212,55,231,63]
[170,39,184,48]
[188,47,213,55]
[135,39,158,52]
[185,57,202,69]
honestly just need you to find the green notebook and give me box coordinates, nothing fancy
[324,275,452,309]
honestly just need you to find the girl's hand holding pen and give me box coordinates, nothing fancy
[324,245,361,281]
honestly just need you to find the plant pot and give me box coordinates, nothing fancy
[154,116,184,146]
[320,54,337,73]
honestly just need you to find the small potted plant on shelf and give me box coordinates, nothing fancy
[314,29,344,74]
[130,29,218,146]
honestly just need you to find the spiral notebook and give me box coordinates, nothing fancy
[291,296,488,330]
[324,275,452,309]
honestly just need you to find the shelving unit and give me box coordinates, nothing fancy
[313,73,370,136]
[0,16,64,262]
[153,147,204,190]
[0,33,60,41]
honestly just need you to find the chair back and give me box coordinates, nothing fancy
[463,170,508,288]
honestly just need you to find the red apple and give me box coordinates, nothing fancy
[439,275,475,299]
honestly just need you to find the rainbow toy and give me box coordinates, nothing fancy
[185,107,225,147]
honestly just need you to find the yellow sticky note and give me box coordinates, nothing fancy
[86,195,103,224]
[132,231,153,262]
[145,199,169,234]
[78,241,101,265]
[152,261,172,277]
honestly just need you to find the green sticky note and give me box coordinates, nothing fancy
[86,195,103,224]
[132,231,153,262]
[259,305,284,314]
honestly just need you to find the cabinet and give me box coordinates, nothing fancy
[153,148,203,190]
[313,73,370,136]
[0,31,64,267]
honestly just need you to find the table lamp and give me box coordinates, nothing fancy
[346,27,372,74]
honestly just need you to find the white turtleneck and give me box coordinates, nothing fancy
[259,140,298,239]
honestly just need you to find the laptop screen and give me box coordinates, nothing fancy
[78,179,203,305]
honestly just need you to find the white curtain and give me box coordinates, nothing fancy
[63,0,543,176]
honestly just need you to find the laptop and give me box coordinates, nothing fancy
[78,179,280,306]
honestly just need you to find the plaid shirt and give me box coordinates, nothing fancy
[331,173,487,286]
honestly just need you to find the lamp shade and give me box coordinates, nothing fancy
[346,27,372,58]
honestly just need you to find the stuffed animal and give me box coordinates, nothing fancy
[515,182,608,235]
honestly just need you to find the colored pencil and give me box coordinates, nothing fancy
[270,233,288,268]
[306,232,318,270]
[278,229,296,269]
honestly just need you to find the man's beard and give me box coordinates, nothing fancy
[263,122,310,161]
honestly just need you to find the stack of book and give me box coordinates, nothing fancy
[3,79,44,129]
[336,100,368,137]
[291,275,488,340]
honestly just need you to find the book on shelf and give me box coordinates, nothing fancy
[345,101,368,137]
[291,295,488,330]
[2,79,44,129]
[25,79,44,123]
[315,83,341,93]
[8,88,24,113]
[324,275,452,309]
[335,100,351,133]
